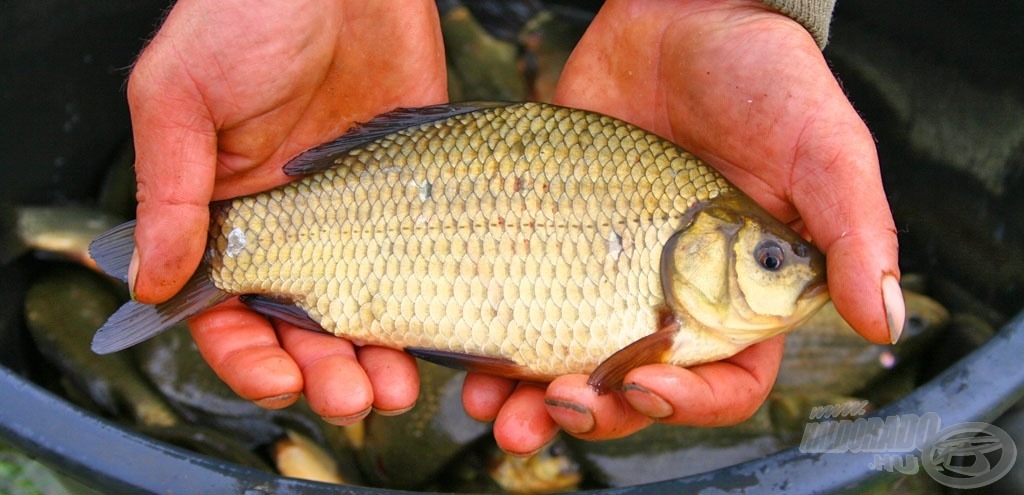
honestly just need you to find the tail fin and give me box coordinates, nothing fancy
[88,220,137,282]
[88,221,228,354]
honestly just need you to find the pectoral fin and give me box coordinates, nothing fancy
[587,320,679,395]
[405,348,534,379]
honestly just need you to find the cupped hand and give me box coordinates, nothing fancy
[463,0,903,454]
[126,0,447,420]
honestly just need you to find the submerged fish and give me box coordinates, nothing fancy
[487,438,582,494]
[356,361,489,489]
[1,205,124,271]
[775,289,948,396]
[25,266,178,428]
[89,102,828,392]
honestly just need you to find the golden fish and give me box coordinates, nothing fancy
[89,102,829,392]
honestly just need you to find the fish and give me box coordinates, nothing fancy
[355,361,489,489]
[775,289,948,396]
[0,205,124,271]
[273,429,345,484]
[567,391,878,487]
[24,265,178,428]
[89,101,829,393]
[517,8,590,103]
[564,398,786,486]
[431,435,581,493]
[486,437,582,494]
[136,424,274,473]
[440,3,526,101]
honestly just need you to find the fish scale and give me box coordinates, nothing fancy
[207,103,728,379]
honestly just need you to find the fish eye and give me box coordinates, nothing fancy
[906,315,926,333]
[755,241,784,271]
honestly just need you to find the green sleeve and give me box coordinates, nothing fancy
[761,0,836,49]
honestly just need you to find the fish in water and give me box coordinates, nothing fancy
[0,205,124,271]
[89,102,829,393]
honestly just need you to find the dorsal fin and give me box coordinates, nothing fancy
[283,101,516,176]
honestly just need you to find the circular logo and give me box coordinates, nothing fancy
[922,422,1017,489]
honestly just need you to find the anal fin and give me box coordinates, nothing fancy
[405,348,532,379]
[239,295,327,333]
[587,318,679,395]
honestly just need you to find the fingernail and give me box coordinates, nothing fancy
[127,247,140,300]
[373,402,416,417]
[622,383,674,419]
[882,274,905,344]
[505,446,544,458]
[544,398,594,435]
[253,393,298,410]
[323,406,372,426]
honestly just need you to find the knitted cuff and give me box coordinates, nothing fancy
[762,0,837,49]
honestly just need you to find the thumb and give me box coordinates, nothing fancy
[126,58,217,304]
[790,102,903,345]
[824,232,903,345]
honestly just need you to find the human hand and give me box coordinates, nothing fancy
[126,0,447,421]
[462,0,903,453]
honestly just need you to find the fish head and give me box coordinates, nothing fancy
[663,192,829,346]
[900,290,949,341]
[488,439,581,494]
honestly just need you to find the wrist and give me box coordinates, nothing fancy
[650,0,834,49]
[760,0,835,48]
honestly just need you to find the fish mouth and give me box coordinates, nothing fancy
[798,280,831,308]
[760,280,829,333]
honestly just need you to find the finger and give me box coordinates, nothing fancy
[789,99,902,345]
[276,322,373,425]
[461,372,517,422]
[623,335,785,426]
[492,383,559,456]
[544,374,653,440]
[188,299,303,408]
[126,45,217,305]
[356,346,420,415]
[823,233,902,345]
